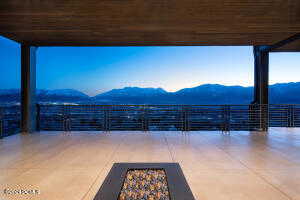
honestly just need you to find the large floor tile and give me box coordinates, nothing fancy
[183,169,291,200]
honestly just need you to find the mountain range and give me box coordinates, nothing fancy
[1,82,300,105]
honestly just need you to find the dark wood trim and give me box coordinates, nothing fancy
[268,33,300,52]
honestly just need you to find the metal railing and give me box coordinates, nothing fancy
[2,104,300,138]
[269,104,300,127]
[0,105,21,138]
[37,104,271,132]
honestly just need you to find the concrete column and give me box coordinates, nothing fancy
[21,45,37,133]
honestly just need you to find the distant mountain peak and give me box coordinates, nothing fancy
[95,86,167,98]
[35,89,90,103]
[42,89,89,97]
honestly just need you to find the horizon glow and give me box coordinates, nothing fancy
[1,36,299,96]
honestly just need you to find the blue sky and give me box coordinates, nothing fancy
[0,36,299,96]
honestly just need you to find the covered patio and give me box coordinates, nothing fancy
[1,128,300,200]
[1,0,300,199]
[0,1,299,134]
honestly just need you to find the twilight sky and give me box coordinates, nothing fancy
[1,36,299,96]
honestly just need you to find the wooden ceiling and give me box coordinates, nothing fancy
[0,0,299,51]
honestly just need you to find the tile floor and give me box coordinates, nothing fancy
[0,128,299,200]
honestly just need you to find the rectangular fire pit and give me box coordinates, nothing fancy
[93,163,195,200]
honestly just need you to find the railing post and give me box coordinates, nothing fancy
[143,105,149,132]
[182,106,184,131]
[63,106,66,132]
[36,104,40,131]
[186,106,189,131]
[182,106,189,132]
[248,104,253,130]
[63,105,71,132]
[67,106,71,131]
[222,105,230,132]
[288,105,294,127]
[249,103,261,130]
[226,105,230,131]
[0,107,3,139]
[104,106,110,132]
[260,104,268,131]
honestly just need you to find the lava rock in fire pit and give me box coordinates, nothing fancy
[118,169,170,200]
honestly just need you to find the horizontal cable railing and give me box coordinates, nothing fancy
[38,104,271,132]
[2,104,300,137]
[0,105,21,138]
[269,104,300,127]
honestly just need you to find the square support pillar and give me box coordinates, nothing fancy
[253,46,269,105]
[21,45,37,133]
[253,46,269,131]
